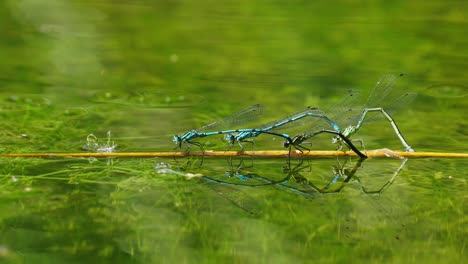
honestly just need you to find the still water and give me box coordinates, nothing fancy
[0,1,466,263]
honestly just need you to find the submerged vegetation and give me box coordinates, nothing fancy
[0,0,466,263]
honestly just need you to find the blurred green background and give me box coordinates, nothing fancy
[0,1,466,263]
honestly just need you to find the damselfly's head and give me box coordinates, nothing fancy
[333,125,356,144]
[174,130,197,145]
[225,134,235,143]
[284,135,304,148]
[173,135,182,144]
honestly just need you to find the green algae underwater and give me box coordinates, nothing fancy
[0,1,466,263]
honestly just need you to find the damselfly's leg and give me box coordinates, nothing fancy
[306,129,367,158]
[346,138,365,151]
[238,139,255,152]
[295,142,312,154]
[356,108,414,152]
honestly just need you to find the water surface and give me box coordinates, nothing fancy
[0,1,466,263]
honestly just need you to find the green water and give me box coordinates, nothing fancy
[0,1,466,263]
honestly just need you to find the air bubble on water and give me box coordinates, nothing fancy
[169,54,178,63]
[0,245,11,257]
[83,134,99,151]
[42,98,52,106]
[8,96,19,102]
[83,131,117,153]
[426,84,467,98]
[97,131,117,153]
[155,162,172,174]
[155,162,171,169]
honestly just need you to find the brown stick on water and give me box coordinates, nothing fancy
[0,150,466,158]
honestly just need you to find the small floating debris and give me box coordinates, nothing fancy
[82,131,117,153]
[368,148,404,159]
[155,162,203,178]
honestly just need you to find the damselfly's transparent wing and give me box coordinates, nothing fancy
[305,89,361,133]
[197,104,264,132]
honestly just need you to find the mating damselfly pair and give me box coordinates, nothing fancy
[173,74,417,158]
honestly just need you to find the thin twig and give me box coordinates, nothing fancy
[0,150,466,158]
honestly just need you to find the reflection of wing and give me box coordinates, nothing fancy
[201,179,263,215]
[198,104,264,132]
[355,158,408,194]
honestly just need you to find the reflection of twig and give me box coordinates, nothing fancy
[203,157,367,197]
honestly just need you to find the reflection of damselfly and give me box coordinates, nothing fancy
[201,158,361,196]
[285,74,416,153]
[347,157,408,195]
[204,156,408,197]
[278,157,366,195]
[201,158,356,197]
